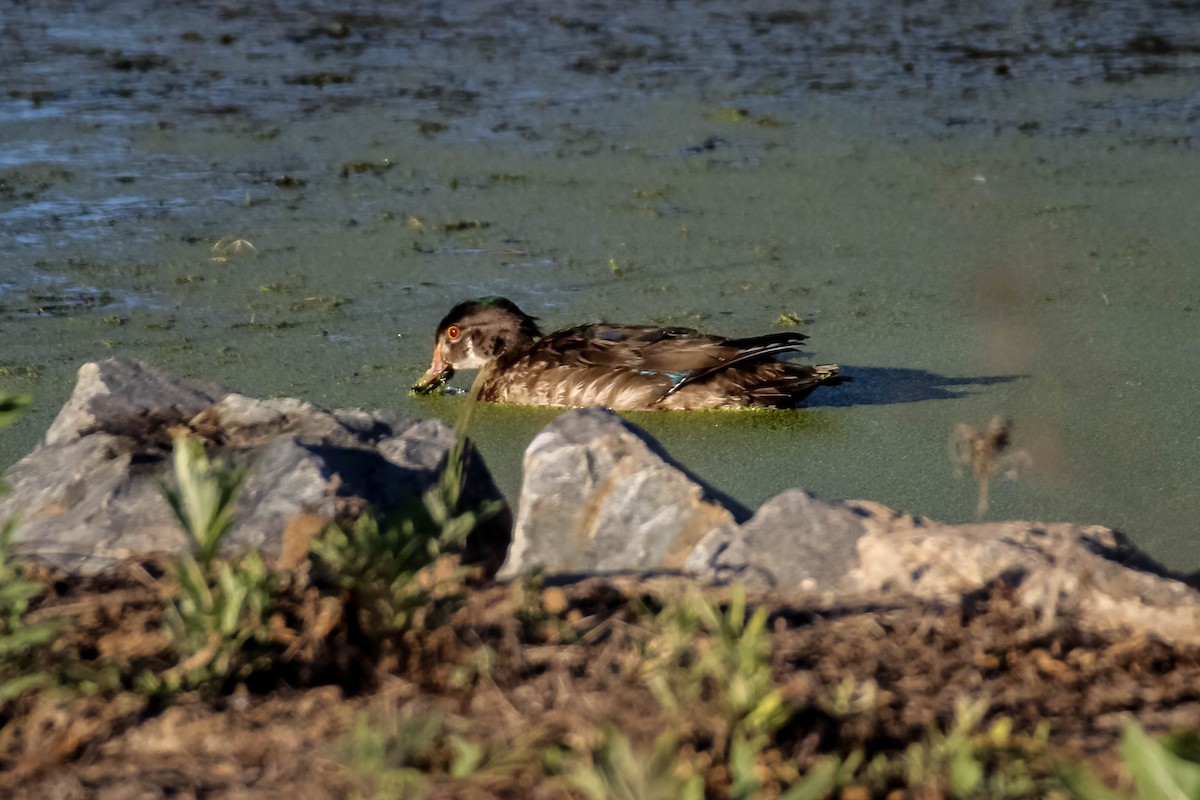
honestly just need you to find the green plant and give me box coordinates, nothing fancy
[777,754,863,800]
[881,699,1054,799]
[638,584,791,753]
[570,726,704,800]
[0,515,62,703]
[1060,721,1200,800]
[342,711,442,799]
[0,395,115,703]
[161,435,247,569]
[311,377,501,640]
[0,393,32,493]
[0,393,60,702]
[342,709,544,798]
[310,504,467,640]
[820,676,879,720]
[0,392,31,430]
[157,435,274,689]
[424,370,505,547]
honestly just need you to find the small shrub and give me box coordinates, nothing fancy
[157,435,275,690]
[310,383,501,641]
[638,584,791,753]
[0,393,61,703]
[1059,720,1200,799]
[865,699,1056,799]
[570,726,704,800]
[310,507,465,639]
[160,435,247,570]
[342,711,442,799]
[341,709,547,798]
[0,516,62,703]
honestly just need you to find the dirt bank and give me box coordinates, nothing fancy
[4,556,1198,798]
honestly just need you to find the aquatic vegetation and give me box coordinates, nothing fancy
[705,107,785,127]
[339,158,394,178]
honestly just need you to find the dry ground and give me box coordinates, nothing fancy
[4,557,1200,799]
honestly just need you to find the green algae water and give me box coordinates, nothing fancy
[2,1,1198,567]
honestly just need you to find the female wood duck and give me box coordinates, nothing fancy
[412,297,847,410]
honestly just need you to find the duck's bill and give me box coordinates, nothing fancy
[411,364,454,395]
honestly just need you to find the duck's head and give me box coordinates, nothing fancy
[411,297,542,394]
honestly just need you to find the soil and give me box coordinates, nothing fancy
[4,556,1200,799]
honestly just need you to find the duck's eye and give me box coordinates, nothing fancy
[446,325,462,341]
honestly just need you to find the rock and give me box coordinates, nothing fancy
[509,412,1200,647]
[1,358,510,575]
[499,408,745,579]
[849,504,1200,644]
[686,489,867,592]
[10,357,1200,650]
[42,358,224,447]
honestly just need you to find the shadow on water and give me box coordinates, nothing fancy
[808,367,1025,408]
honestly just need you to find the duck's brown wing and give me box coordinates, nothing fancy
[532,324,809,380]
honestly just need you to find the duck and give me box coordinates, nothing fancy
[411,297,848,410]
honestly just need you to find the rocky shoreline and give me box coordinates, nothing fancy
[5,358,1200,797]
[4,358,1198,645]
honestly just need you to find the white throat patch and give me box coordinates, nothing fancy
[454,339,491,370]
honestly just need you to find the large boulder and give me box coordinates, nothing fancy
[499,408,745,579]
[0,358,510,575]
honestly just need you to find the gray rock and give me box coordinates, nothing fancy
[43,358,225,447]
[848,502,1200,644]
[687,488,867,592]
[499,408,744,579]
[686,486,1200,643]
[501,404,1200,646]
[2,358,510,575]
[1,432,186,574]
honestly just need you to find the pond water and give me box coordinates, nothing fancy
[2,1,1198,567]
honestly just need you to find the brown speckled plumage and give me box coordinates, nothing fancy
[412,297,848,410]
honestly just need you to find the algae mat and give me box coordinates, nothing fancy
[1,1,1198,566]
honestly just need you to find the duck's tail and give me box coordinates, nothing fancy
[812,363,850,384]
[759,363,850,406]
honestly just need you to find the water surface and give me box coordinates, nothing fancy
[1,0,1198,566]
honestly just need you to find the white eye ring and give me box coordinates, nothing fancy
[446,325,462,341]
